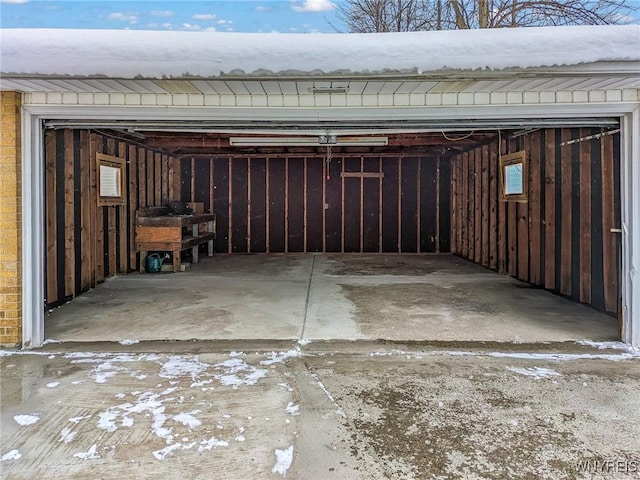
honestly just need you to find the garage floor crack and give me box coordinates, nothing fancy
[299,254,316,342]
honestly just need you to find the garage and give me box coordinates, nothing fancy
[1,25,639,347]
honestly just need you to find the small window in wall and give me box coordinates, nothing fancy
[499,150,528,202]
[97,153,126,206]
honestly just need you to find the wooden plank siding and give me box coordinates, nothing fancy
[178,155,451,254]
[44,129,176,309]
[450,128,621,315]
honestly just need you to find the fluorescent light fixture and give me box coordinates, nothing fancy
[229,136,388,147]
[310,86,349,94]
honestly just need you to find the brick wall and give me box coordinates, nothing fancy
[0,91,22,346]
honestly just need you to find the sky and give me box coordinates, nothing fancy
[0,0,346,33]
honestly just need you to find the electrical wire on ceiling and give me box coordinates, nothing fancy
[441,131,476,141]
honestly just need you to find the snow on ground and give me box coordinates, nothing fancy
[13,414,39,426]
[46,351,292,461]
[2,26,637,78]
[507,366,561,380]
[173,411,202,429]
[0,449,21,461]
[119,339,140,346]
[577,340,639,352]
[197,436,229,452]
[59,427,77,444]
[159,356,210,380]
[285,402,299,416]
[272,446,294,476]
[46,382,60,388]
[215,358,268,388]
[261,350,302,366]
[73,444,100,460]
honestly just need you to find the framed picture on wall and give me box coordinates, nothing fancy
[97,153,126,206]
[499,150,528,203]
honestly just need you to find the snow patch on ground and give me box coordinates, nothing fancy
[577,340,639,352]
[173,411,202,429]
[215,358,268,388]
[73,444,100,460]
[0,350,54,357]
[46,382,60,388]
[198,436,229,452]
[152,442,196,460]
[69,415,91,424]
[59,426,77,443]
[1,449,21,461]
[119,339,140,345]
[272,445,294,476]
[159,356,210,380]
[285,402,299,416]
[507,366,561,380]
[488,351,640,361]
[42,338,61,345]
[261,350,302,366]
[14,414,39,426]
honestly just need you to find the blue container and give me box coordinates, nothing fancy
[145,253,163,273]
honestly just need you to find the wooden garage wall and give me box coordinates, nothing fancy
[178,154,451,254]
[451,128,620,314]
[44,129,175,307]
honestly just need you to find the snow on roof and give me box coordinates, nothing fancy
[1,25,638,79]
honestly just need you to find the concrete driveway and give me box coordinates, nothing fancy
[1,341,639,479]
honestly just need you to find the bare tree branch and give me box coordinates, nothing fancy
[335,0,639,32]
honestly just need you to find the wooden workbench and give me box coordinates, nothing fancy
[135,207,216,272]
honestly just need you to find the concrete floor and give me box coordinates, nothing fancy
[45,254,618,344]
[1,342,639,479]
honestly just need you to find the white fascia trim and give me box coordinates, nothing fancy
[621,107,640,348]
[18,102,639,123]
[21,106,45,349]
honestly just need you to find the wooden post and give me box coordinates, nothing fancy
[247,157,252,253]
[436,157,441,253]
[190,157,196,204]
[322,156,326,253]
[579,128,592,303]
[285,156,289,254]
[45,131,57,304]
[228,157,233,254]
[341,157,345,253]
[209,158,214,214]
[397,156,402,253]
[360,156,364,253]
[544,129,556,290]
[417,157,421,252]
[304,157,308,253]
[560,129,573,296]
[128,145,138,271]
[63,129,75,297]
[266,157,270,253]
[378,156,383,253]
[118,142,128,274]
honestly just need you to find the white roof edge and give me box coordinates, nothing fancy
[1,25,639,80]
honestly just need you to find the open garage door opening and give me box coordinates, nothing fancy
[41,125,621,345]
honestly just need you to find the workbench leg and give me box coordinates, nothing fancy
[208,221,214,256]
[173,249,180,272]
[139,251,147,273]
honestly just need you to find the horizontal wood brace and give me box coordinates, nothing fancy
[340,172,384,178]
